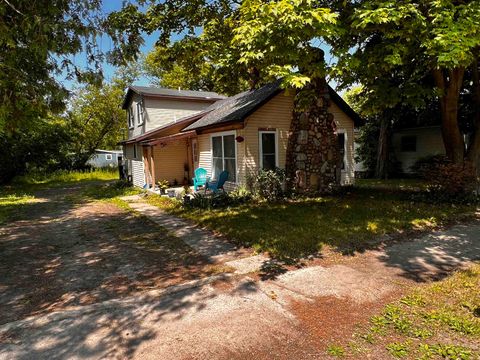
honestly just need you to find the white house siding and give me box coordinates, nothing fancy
[124,143,146,187]
[330,102,355,184]
[392,126,445,173]
[195,91,356,186]
[127,93,145,139]
[143,98,212,132]
[131,160,145,188]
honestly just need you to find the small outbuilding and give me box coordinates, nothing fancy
[87,149,123,168]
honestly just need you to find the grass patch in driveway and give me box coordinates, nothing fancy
[146,183,477,259]
[341,264,480,359]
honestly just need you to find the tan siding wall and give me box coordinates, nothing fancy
[144,98,212,132]
[193,91,356,186]
[152,140,189,185]
[393,126,445,173]
[241,91,294,184]
[330,102,355,184]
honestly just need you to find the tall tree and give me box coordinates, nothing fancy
[332,0,480,170]
[0,0,105,182]
[0,0,104,134]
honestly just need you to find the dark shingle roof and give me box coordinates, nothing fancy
[183,80,283,131]
[183,79,363,131]
[130,86,225,100]
[122,86,225,109]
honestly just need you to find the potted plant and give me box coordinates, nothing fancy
[182,184,192,205]
[157,180,169,195]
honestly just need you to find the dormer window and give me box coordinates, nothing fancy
[137,101,144,126]
[127,107,134,129]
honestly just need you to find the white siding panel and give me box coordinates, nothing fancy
[144,98,212,132]
[392,126,445,173]
[330,102,355,185]
[132,160,145,188]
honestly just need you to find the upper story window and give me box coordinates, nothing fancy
[137,101,145,126]
[127,107,134,129]
[400,135,417,152]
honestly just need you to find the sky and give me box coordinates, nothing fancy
[59,1,158,90]
[59,1,339,92]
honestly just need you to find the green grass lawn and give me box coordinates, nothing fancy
[328,264,480,359]
[146,181,477,259]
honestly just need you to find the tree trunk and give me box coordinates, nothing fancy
[432,68,466,164]
[375,115,390,179]
[466,58,480,175]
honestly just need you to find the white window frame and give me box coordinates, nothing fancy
[105,154,113,161]
[127,107,134,129]
[337,129,347,172]
[259,130,279,170]
[210,130,237,183]
[136,101,144,126]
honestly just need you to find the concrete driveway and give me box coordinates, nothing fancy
[0,184,480,360]
[1,212,479,360]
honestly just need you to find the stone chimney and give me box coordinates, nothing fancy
[285,59,341,194]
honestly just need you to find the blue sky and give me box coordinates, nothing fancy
[59,1,158,90]
[60,1,338,92]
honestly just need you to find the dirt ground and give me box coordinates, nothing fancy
[0,183,214,325]
[1,182,479,359]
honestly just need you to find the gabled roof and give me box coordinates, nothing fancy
[183,80,283,131]
[121,86,226,109]
[183,80,363,132]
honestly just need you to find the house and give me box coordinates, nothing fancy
[392,125,445,173]
[121,80,362,190]
[87,149,123,168]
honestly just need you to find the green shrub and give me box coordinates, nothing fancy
[252,168,286,202]
[410,154,449,178]
[186,187,252,209]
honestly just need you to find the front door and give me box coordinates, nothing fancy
[191,138,199,170]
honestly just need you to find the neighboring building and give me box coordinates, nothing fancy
[120,81,362,189]
[392,126,445,173]
[87,149,123,168]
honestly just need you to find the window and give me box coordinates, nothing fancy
[137,101,144,126]
[133,144,137,159]
[211,132,236,182]
[400,135,417,152]
[338,132,346,170]
[259,130,278,170]
[127,107,134,128]
[105,154,113,161]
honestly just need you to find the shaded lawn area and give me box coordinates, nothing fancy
[0,171,226,324]
[146,180,478,259]
[327,264,480,358]
[0,169,122,225]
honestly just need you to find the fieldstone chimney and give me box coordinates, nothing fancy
[285,54,341,193]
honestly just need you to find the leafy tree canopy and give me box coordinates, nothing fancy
[0,0,105,134]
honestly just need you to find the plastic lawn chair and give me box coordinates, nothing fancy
[192,168,209,191]
[205,171,229,193]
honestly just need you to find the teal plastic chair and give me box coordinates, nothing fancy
[192,168,208,191]
[205,171,229,193]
